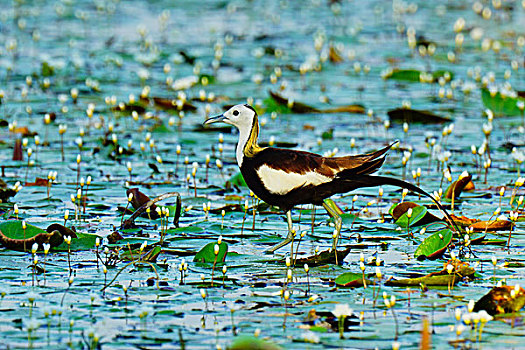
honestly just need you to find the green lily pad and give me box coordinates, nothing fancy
[0,220,47,240]
[53,232,99,252]
[414,229,453,260]
[383,69,453,82]
[121,246,162,263]
[385,273,459,287]
[229,336,282,350]
[334,272,371,287]
[395,205,427,227]
[481,88,525,116]
[193,241,228,263]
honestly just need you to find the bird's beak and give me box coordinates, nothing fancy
[204,114,226,125]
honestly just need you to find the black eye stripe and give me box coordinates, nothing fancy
[233,110,239,116]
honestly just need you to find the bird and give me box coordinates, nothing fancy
[204,104,457,253]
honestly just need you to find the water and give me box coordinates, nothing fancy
[0,0,524,349]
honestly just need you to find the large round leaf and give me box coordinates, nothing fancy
[395,205,427,228]
[193,241,228,263]
[335,272,370,287]
[414,229,453,260]
[0,220,46,239]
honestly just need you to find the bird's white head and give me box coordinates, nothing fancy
[204,104,262,167]
[204,104,257,131]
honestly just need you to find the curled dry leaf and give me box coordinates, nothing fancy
[294,246,351,266]
[328,45,344,63]
[386,259,474,287]
[469,220,512,232]
[449,214,478,227]
[387,108,451,124]
[268,91,365,114]
[127,188,159,219]
[0,229,63,252]
[474,285,525,315]
[269,90,320,113]
[12,139,23,161]
[46,223,78,239]
[121,191,181,229]
[444,174,473,199]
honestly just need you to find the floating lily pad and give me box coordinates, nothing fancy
[386,273,457,287]
[229,336,282,350]
[481,88,525,116]
[193,241,228,263]
[387,259,474,286]
[414,229,453,260]
[383,69,453,82]
[0,220,63,251]
[53,231,99,252]
[390,202,440,225]
[294,246,351,266]
[334,272,371,287]
[395,205,428,227]
[121,246,162,263]
[469,220,512,232]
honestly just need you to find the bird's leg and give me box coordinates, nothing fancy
[322,202,343,252]
[265,210,294,253]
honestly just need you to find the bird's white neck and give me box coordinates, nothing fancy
[236,126,251,166]
[235,116,263,167]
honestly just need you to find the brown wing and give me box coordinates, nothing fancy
[253,142,394,178]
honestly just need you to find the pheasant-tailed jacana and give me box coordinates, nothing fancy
[204,104,456,253]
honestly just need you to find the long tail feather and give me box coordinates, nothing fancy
[348,174,459,232]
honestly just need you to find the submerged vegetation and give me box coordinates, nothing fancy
[0,0,524,348]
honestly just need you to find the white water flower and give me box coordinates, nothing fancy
[332,303,353,318]
[302,330,320,343]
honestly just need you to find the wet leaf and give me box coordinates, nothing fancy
[294,246,351,266]
[53,232,98,251]
[229,336,282,350]
[334,272,371,287]
[121,246,162,263]
[46,223,78,239]
[444,174,473,199]
[414,229,453,260]
[383,69,453,82]
[395,205,428,227]
[387,108,451,124]
[193,241,228,263]
[390,202,440,225]
[328,45,344,63]
[386,274,457,287]
[322,105,365,114]
[469,220,512,232]
[0,220,46,240]
[321,104,366,114]
[0,188,17,203]
[268,91,320,113]
[127,188,160,219]
[12,139,23,161]
[481,88,525,116]
[0,220,63,251]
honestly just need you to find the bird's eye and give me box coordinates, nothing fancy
[233,110,239,116]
